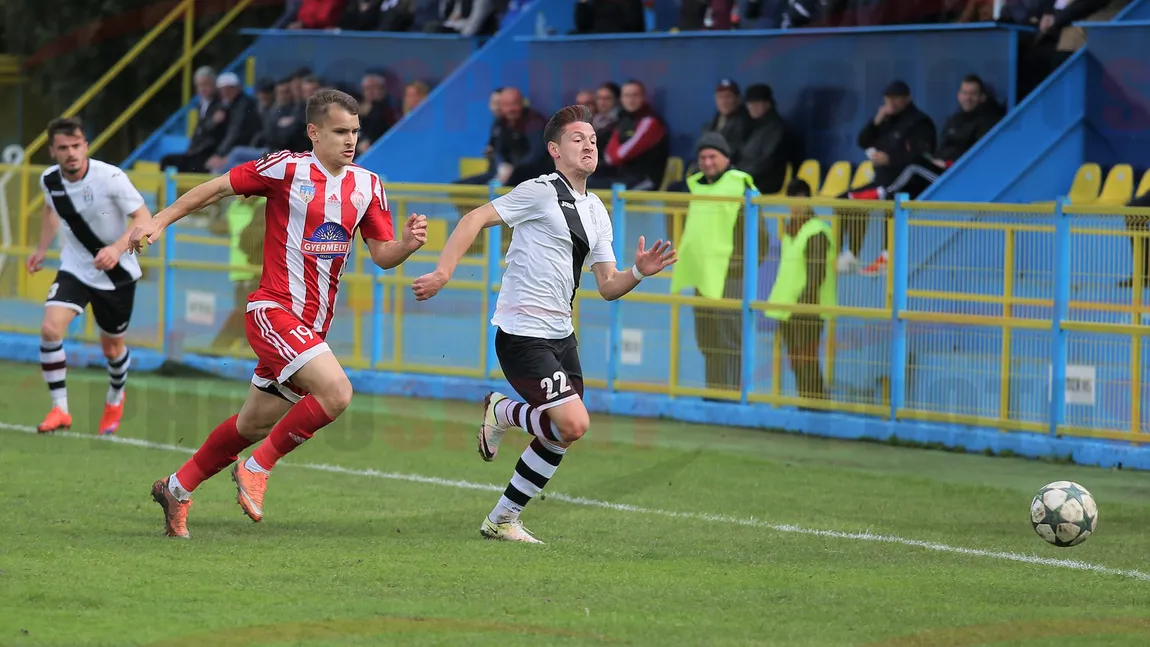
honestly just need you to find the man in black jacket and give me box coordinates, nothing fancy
[702,79,753,163]
[854,76,1003,203]
[205,73,262,174]
[839,80,936,276]
[458,87,549,186]
[736,83,796,195]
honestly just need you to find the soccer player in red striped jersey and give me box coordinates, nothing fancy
[128,89,428,539]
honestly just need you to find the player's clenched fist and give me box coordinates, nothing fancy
[412,268,449,302]
[128,218,164,255]
[401,213,428,252]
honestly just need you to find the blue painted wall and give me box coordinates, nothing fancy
[124,32,478,167]
[243,29,477,92]
[515,26,1017,166]
[364,23,1017,182]
[360,0,577,182]
[1081,23,1150,170]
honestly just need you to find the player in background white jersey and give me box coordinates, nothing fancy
[28,117,153,436]
[412,105,678,543]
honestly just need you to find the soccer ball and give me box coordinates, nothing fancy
[1030,481,1098,547]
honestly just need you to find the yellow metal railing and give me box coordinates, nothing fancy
[3,179,1149,443]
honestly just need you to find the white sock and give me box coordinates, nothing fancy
[168,473,191,502]
[244,456,270,474]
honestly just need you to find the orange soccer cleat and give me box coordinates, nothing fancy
[151,477,192,539]
[232,462,268,522]
[37,407,72,434]
[99,393,125,436]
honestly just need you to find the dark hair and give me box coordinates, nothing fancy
[544,105,593,144]
[785,178,812,198]
[47,117,84,144]
[622,79,646,93]
[306,89,360,125]
[961,74,985,93]
[599,81,621,99]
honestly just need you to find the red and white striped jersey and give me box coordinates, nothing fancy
[228,151,394,334]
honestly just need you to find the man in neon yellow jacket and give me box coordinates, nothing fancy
[670,132,766,393]
[765,179,836,402]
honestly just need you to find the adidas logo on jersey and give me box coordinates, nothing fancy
[327,193,340,204]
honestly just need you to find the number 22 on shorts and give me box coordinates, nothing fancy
[541,370,569,400]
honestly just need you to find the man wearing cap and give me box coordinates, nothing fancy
[205,72,261,174]
[160,68,227,174]
[841,79,936,276]
[702,79,752,163]
[670,132,766,395]
[736,83,797,195]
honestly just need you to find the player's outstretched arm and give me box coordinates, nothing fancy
[128,174,236,254]
[412,203,503,301]
[591,236,677,301]
[367,213,428,269]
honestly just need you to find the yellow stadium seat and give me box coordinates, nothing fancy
[1067,163,1102,204]
[796,159,821,195]
[1097,163,1134,205]
[130,160,163,195]
[659,156,684,191]
[1137,169,1150,200]
[819,161,852,197]
[851,161,874,189]
[458,157,489,179]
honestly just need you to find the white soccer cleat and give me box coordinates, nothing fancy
[478,391,508,462]
[480,517,544,544]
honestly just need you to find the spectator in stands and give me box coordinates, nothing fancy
[255,78,276,118]
[737,83,795,195]
[290,0,347,29]
[341,0,382,29]
[357,72,398,156]
[592,82,622,174]
[853,75,1003,202]
[574,0,646,33]
[205,73,263,174]
[840,80,936,276]
[575,89,596,112]
[764,179,834,404]
[460,87,548,185]
[299,74,321,101]
[273,0,304,27]
[378,0,415,30]
[703,79,752,165]
[219,77,308,172]
[480,87,505,174]
[593,79,669,190]
[1021,0,1127,97]
[403,80,430,114]
[424,0,501,35]
[159,67,225,174]
[1123,192,1150,288]
[669,132,764,395]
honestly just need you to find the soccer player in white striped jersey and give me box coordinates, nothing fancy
[413,105,677,543]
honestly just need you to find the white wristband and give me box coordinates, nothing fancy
[631,265,645,281]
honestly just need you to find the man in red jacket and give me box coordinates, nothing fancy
[290,0,346,29]
[591,80,669,190]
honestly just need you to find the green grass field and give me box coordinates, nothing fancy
[2,360,1150,647]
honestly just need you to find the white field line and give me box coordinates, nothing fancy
[3,421,1148,583]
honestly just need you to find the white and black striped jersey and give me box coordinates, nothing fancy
[40,159,145,291]
[490,172,616,340]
